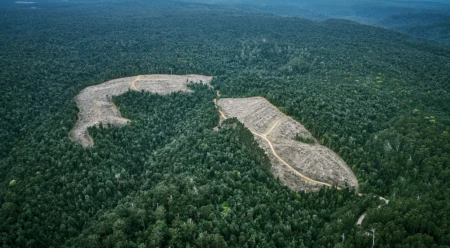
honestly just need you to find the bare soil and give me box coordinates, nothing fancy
[217,97,359,192]
[69,74,213,148]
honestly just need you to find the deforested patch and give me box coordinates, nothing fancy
[69,74,212,148]
[217,97,359,192]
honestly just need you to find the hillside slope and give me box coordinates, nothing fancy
[0,1,449,247]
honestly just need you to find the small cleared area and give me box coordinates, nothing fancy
[217,97,359,192]
[69,74,212,148]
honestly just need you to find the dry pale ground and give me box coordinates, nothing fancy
[71,78,384,221]
[69,74,213,148]
[217,97,359,192]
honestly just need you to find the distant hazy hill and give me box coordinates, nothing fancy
[180,0,450,44]
[379,12,450,44]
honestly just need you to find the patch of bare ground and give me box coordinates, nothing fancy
[217,97,359,192]
[69,74,213,148]
[254,135,323,192]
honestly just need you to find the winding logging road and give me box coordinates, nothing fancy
[213,91,389,227]
[131,75,142,91]
[214,94,338,189]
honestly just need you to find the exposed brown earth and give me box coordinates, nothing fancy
[217,97,359,192]
[215,95,388,223]
[69,74,213,148]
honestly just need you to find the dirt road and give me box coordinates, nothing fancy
[131,75,142,91]
[70,74,213,148]
[214,91,388,226]
[252,130,336,188]
[214,95,338,189]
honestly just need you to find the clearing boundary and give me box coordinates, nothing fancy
[69,74,212,148]
[216,96,358,192]
[214,92,389,227]
[69,78,388,228]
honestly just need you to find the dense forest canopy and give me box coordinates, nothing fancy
[1,0,449,247]
[181,0,450,44]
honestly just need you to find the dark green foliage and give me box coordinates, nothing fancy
[294,134,315,144]
[67,109,360,247]
[380,12,450,44]
[0,1,449,247]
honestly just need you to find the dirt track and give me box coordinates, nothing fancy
[69,74,212,148]
[217,97,359,192]
[216,95,389,223]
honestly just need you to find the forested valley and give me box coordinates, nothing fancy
[193,0,450,45]
[1,1,449,247]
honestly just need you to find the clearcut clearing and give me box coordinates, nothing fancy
[70,78,358,194]
[217,97,359,192]
[69,74,212,147]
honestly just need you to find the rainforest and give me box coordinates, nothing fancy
[0,0,449,247]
